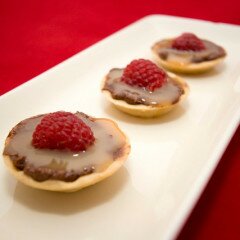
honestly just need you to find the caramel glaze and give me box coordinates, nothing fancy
[3,113,126,182]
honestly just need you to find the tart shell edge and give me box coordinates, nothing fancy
[152,40,226,74]
[102,72,189,118]
[3,117,131,192]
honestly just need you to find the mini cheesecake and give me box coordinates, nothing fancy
[152,33,226,73]
[102,59,189,118]
[3,112,130,192]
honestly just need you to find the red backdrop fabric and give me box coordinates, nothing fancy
[1,1,240,239]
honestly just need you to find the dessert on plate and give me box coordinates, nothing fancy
[3,111,130,192]
[102,59,189,118]
[152,32,226,73]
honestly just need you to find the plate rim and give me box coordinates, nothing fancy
[1,14,240,240]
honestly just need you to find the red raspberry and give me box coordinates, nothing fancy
[32,111,95,152]
[172,33,206,51]
[121,59,166,92]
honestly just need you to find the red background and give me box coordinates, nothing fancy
[1,1,240,239]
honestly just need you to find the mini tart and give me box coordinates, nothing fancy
[102,69,189,118]
[3,112,130,192]
[152,38,226,73]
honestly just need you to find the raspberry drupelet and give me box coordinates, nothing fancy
[121,59,167,92]
[172,33,206,51]
[32,111,95,152]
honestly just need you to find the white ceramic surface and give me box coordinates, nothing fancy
[0,15,240,240]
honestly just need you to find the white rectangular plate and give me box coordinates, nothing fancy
[0,15,240,240]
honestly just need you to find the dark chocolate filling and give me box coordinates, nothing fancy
[23,163,95,182]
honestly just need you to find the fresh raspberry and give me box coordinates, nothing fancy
[32,111,95,152]
[172,33,206,51]
[121,59,166,92]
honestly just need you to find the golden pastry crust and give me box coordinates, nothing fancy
[152,39,226,74]
[102,72,189,118]
[3,117,130,192]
